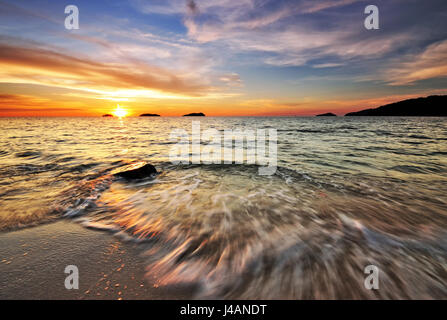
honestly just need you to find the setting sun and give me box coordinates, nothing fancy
[112,105,128,118]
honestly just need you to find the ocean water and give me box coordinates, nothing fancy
[1,116,447,299]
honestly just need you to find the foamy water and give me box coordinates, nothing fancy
[1,117,447,298]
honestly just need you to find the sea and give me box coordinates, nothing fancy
[1,116,446,299]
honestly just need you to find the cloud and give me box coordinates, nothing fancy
[0,2,243,105]
[127,0,447,92]
[0,37,213,98]
[385,40,447,85]
[175,0,423,70]
[0,93,82,114]
[298,0,359,14]
[312,63,344,68]
[0,93,48,106]
[218,73,243,87]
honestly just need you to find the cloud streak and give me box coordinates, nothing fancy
[385,40,447,85]
[176,0,423,71]
[0,37,213,98]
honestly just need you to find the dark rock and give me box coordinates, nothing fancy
[140,113,160,117]
[183,112,205,117]
[316,112,337,117]
[112,162,157,180]
[102,114,113,117]
[345,95,447,116]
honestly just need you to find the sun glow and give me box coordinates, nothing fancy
[112,105,128,117]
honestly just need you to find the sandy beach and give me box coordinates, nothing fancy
[0,221,188,300]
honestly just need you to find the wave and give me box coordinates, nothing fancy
[43,161,447,299]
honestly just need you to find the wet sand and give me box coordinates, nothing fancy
[0,220,188,300]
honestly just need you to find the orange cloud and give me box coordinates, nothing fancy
[385,40,447,85]
[0,93,88,116]
[0,38,211,98]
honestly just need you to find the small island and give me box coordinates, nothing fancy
[183,112,205,117]
[316,113,337,117]
[345,95,447,116]
[139,113,160,117]
[102,114,113,117]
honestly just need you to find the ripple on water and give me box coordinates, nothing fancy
[72,164,447,299]
[15,151,41,158]
[1,117,447,298]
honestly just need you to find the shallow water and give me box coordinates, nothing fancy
[1,117,447,299]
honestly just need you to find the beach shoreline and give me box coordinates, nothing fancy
[0,220,189,300]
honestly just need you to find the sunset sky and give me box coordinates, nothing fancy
[1,0,447,116]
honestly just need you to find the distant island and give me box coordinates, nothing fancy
[102,114,113,117]
[316,112,337,117]
[139,113,160,117]
[345,95,447,116]
[183,112,205,117]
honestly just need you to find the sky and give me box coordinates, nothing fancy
[0,0,447,116]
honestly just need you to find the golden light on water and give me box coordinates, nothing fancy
[112,105,128,118]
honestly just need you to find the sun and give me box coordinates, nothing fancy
[112,105,128,118]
